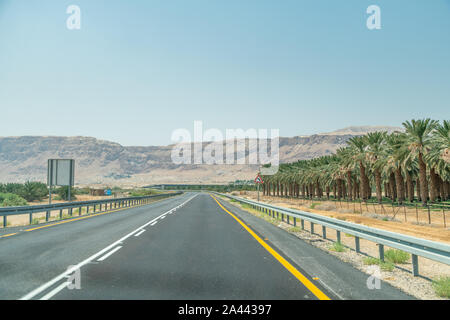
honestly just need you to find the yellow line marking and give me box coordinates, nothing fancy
[210,194,331,301]
[0,233,17,238]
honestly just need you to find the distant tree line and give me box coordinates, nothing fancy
[261,119,449,206]
[0,182,82,206]
[0,182,48,203]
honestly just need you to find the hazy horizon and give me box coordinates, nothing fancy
[0,124,404,147]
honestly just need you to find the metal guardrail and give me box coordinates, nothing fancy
[216,192,450,277]
[0,192,183,228]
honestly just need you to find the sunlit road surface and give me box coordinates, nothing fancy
[0,193,413,300]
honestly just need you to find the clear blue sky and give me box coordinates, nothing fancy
[0,0,449,146]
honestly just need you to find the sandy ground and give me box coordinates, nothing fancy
[238,192,450,244]
[220,195,449,300]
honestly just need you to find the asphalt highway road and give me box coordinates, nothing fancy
[0,192,413,300]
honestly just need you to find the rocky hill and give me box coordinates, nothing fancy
[0,126,400,186]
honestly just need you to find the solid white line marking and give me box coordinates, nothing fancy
[39,282,69,300]
[19,194,198,300]
[150,221,157,226]
[97,246,122,262]
[134,229,146,237]
[160,216,166,220]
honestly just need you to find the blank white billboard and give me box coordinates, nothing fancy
[47,159,75,186]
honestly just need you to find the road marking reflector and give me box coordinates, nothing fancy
[210,194,331,301]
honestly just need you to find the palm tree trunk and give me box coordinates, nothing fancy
[395,166,405,204]
[430,167,439,202]
[443,181,449,201]
[374,168,382,204]
[418,152,428,205]
[405,171,414,202]
[359,161,368,200]
[346,171,353,200]
[337,179,342,200]
[416,179,421,202]
[389,172,396,201]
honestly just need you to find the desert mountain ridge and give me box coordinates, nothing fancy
[0,126,401,186]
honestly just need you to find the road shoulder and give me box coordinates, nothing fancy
[215,195,415,300]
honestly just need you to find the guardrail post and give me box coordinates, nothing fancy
[322,226,326,239]
[355,236,360,253]
[336,230,341,243]
[276,212,279,219]
[311,222,314,234]
[59,209,63,219]
[293,217,297,227]
[69,208,73,216]
[79,207,82,216]
[46,210,50,222]
[378,244,385,262]
[287,215,290,224]
[301,219,304,230]
[3,215,6,228]
[412,254,419,277]
[29,213,33,224]
[281,213,284,222]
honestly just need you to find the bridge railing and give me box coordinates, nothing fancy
[0,192,182,228]
[215,192,450,278]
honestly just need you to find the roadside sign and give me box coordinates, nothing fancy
[47,159,75,187]
[104,189,112,196]
[47,159,75,203]
[254,174,263,184]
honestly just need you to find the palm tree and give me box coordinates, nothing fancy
[402,119,438,206]
[384,133,408,204]
[426,120,450,201]
[366,131,387,203]
[347,136,370,201]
